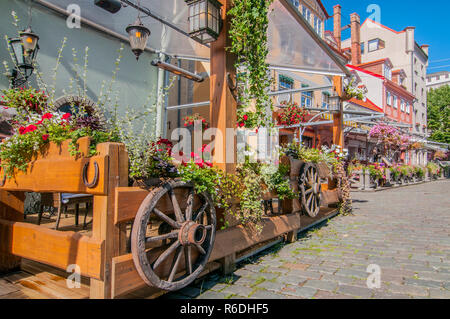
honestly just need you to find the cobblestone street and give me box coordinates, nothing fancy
[163,180,450,299]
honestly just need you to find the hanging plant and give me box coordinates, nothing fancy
[342,76,367,101]
[276,101,309,126]
[228,0,274,129]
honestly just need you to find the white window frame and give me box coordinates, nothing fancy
[400,99,405,112]
[393,95,398,109]
[406,103,410,114]
[387,92,392,106]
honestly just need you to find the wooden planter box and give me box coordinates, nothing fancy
[0,138,128,294]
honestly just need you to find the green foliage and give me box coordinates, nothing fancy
[1,88,48,116]
[427,85,450,143]
[235,162,264,232]
[180,161,241,217]
[228,0,274,129]
[260,163,295,200]
[426,162,440,176]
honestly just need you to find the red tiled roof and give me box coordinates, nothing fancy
[346,64,385,80]
[348,97,384,113]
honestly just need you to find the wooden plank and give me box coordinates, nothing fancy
[110,213,300,298]
[90,143,128,299]
[0,155,108,195]
[321,189,340,206]
[0,219,103,279]
[114,187,198,225]
[0,191,25,272]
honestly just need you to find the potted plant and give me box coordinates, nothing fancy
[276,101,308,127]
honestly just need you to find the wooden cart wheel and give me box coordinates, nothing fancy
[298,163,321,218]
[131,180,216,291]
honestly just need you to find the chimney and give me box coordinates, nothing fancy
[350,13,361,65]
[405,27,415,53]
[421,44,429,56]
[333,5,342,50]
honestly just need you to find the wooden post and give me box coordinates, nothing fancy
[332,76,344,147]
[89,143,128,299]
[285,231,297,243]
[220,252,236,275]
[0,191,25,273]
[210,0,236,173]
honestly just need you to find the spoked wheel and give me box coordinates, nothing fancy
[299,163,322,218]
[131,180,216,291]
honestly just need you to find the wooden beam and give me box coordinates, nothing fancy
[0,219,102,279]
[210,0,236,173]
[332,76,344,147]
[114,187,199,225]
[90,143,128,299]
[0,191,24,273]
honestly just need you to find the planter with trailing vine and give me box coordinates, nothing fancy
[0,136,108,194]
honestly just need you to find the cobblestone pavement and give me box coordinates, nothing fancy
[163,180,450,299]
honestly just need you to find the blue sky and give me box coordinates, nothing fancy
[322,0,450,74]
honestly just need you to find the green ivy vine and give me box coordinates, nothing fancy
[228,0,274,129]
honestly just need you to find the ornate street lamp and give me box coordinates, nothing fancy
[185,0,222,44]
[7,27,40,87]
[126,17,151,60]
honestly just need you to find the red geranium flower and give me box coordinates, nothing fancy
[42,113,53,120]
[62,113,71,120]
[19,127,26,135]
[243,115,248,121]
[42,134,49,141]
[24,125,38,134]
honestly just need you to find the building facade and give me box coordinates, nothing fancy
[340,17,429,140]
[290,0,329,38]
[427,71,450,91]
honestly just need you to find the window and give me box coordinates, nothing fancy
[301,84,312,108]
[387,92,392,106]
[314,17,322,36]
[400,99,405,112]
[302,6,311,23]
[322,92,330,109]
[406,103,410,114]
[361,42,365,54]
[290,0,300,7]
[368,38,385,52]
[393,95,398,109]
[384,64,392,80]
[279,75,294,90]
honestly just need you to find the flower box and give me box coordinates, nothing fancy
[0,137,109,195]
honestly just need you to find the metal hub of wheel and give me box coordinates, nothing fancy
[131,181,216,291]
[299,163,322,218]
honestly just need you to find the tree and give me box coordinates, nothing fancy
[427,85,450,144]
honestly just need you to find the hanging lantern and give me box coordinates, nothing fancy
[329,93,341,111]
[20,27,39,54]
[7,28,40,87]
[185,0,222,44]
[126,18,150,60]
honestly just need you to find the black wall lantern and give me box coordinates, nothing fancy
[185,0,222,44]
[7,27,40,88]
[126,17,151,60]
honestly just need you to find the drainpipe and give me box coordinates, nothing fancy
[155,53,165,138]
